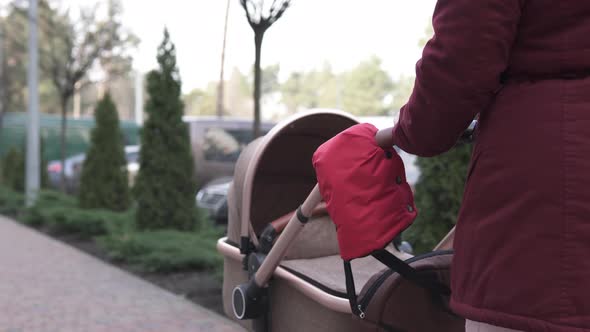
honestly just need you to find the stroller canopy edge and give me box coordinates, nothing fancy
[236,110,360,242]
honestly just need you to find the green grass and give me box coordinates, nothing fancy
[23,190,80,227]
[0,186,224,274]
[0,186,26,218]
[35,189,78,207]
[21,190,129,237]
[25,205,130,237]
[98,209,224,273]
[97,226,224,273]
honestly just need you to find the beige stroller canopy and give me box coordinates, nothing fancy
[230,110,359,240]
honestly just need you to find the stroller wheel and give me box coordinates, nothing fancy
[232,285,246,319]
[232,280,268,320]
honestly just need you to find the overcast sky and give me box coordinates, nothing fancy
[6,0,438,93]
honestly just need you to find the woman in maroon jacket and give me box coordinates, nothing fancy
[378,1,590,331]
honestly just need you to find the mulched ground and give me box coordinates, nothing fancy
[46,231,226,315]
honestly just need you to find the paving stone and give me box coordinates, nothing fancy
[0,216,244,332]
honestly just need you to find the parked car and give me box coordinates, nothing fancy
[190,118,275,223]
[47,153,86,193]
[196,176,232,224]
[184,116,275,189]
[124,145,140,186]
[47,145,141,193]
[196,116,422,224]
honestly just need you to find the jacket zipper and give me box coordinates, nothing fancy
[357,250,453,313]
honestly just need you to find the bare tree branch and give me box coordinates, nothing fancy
[240,0,255,28]
[239,0,291,138]
[241,0,291,32]
[3,0,138,189]
[268,0,289,25]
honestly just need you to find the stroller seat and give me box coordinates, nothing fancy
[281,247,412,297]
[278,210,412,297]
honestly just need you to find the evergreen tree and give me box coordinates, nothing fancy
[78,93,130,211]
[0,143,49,191]
[134,29,197,230]
[404,144,472,253]
[1,147,25,192]
[342,56,394,116]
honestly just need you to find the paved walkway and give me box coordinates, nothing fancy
[0,215,244,332]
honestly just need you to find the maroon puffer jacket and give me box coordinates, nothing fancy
[392,1,590,331]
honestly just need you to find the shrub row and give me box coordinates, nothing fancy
[22,189,117,238]
[0,186,223,273]
[97,228,223,273]
[0,186,26,218]
[24,205,129,237]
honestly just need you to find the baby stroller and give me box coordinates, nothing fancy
[217,110,468,332]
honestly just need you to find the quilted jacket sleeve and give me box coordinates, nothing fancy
[392,0,525,157]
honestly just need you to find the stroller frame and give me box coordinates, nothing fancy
[217,110,463,332]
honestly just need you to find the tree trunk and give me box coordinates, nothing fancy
[0,107,4,136]
[59,97,68,192]
[0,94,4,136]
[253,31,264,138]
[216,0,231,118]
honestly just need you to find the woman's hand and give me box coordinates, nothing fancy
[375,127,395,149]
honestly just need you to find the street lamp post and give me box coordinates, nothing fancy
[134,71,143,125]
[25,0,40,206]
[0,12,5,130]
[216,0,231,119]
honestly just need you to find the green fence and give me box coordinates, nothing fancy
[0,112,140,161]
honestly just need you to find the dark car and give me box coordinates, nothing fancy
[196,176,232,224]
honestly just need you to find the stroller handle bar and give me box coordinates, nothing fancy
[232,184,323,320]
[254,184,323,287]
[375,120,478,150]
